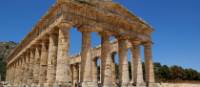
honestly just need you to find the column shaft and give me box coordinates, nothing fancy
[46,33,58,86]
[81,31,96,87]
[72,65,78,87]
[118,39,130,86]
[92,59,97,83]
[25,54,30,85]
[39,41,48,85]
[101,33,113,87]
[144,42,155,84]
[55,24,71,86]
[28,50,34,85]
[111,53,116,85]
[33,47,41,84]
[131,42,144,86]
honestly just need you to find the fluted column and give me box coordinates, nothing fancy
[27,49,34,85]
[92,59,98,83]
[72,64,79,87]
[118,39,130,87]
[111,53,116,85]
[11,65,15,84]
[144,42,155,85]
[24,53,30,85]
[33,46,41,85]
[80,29,97,87]
[39,41,49,85]
[19,58,23,86]
[101,33,113,87]
[16,61,20,85]
[55,23,72,86]
[21,55,26,85]
[46,33,58,87]
[10,65,13,84]
[14,62,18,85]
[131,41,144,86]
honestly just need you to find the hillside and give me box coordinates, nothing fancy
[0,41,17,81]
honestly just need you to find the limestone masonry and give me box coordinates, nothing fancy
[6,0,166,87]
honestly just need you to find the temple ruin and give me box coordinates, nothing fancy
[6,0,155,87]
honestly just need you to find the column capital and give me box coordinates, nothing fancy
[99,31,112,37]
[143,41,153,47]
[116,35,129,41]
[58,22,73,30]
[131,40,141,46]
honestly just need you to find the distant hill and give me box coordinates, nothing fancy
[0,41,17,80]
[0,41,17,60]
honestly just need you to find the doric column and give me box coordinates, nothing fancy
[46,32,58,86]
[144,42,155,85]
[72,64,78,87]
[39,41,49,85]
[16,61,20,85]
[101,33,113,87]
[11,64,15,84]
[80,28,97,87]
[27,49,34,85]
[19,58,23,86]
[118,38,130,87]
[24,53,30,85]
[55,23,72,86]
[14,61,18,85]
[92,58,98,83]
[33,46,41,85]
[21,55,26,85]
[111,53,116,85]
[131,41,144,86]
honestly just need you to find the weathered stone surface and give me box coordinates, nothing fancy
[5,0,157,87]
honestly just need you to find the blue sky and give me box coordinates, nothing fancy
[0,0,200,71]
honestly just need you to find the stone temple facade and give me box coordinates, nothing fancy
[5,0,156,87]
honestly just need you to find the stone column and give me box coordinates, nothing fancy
[111,53,116,85]
[11,64,15,85]
[144,42,155,86]
[16,61,20,85]
[6,66,9,83]
[118,39,130,87]
[46,33,58,87]
[101,33,114,87]
[27,49,34,85]
[92,58,98,83]
[72,65,78,87]
[80,29,97,87]
[78,63,81,83]
[11,65,14,84]
[19,58,23,86]
[33,46,41,85]
[55,23,72,86]
[39,41,49,86]
[24,53,30,85]
[14,61,18,85]
[131,41,144,86]
[21,55,26,86]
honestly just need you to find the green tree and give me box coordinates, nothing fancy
[170,65,185,80]
[0,57,6,81]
